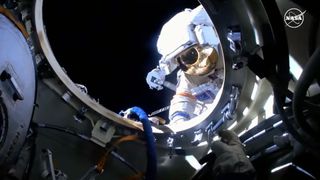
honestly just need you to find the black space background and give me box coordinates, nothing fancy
[43,0,200,117]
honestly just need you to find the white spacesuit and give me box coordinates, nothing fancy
[146,5,224,124]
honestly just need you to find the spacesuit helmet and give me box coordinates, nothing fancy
[156,6,220,76]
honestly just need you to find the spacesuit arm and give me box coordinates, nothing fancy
[146,56,178,91]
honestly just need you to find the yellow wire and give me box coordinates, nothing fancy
[0,6,29,38]
[96,135,139,174]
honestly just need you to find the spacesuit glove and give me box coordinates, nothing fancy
[146,67,166,90]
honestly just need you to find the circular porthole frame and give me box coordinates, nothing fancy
[33,0,274,149]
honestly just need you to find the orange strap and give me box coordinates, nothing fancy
[96,135,139,174]
[0,6,29,38]
[175,92,196,100]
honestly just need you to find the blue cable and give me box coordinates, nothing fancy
[129,106,157,180]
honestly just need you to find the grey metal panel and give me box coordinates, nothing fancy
[0,14,36,166]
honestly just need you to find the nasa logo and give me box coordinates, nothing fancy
[284,8,306,29]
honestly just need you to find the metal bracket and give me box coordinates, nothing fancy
[91,120,115,147]
[40,149,68,180]
[227,27,241,53]
[205,86,241,140]
[167,134,175,158]
[73,106,88,123]
[191,129,203,146]
[221,85,240,121]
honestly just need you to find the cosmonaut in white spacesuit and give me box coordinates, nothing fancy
[146,5,224,124]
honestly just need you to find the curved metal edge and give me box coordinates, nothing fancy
[33,0,232,134]
[33,0,142,130]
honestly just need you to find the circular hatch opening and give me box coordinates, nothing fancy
[39,0,226,132]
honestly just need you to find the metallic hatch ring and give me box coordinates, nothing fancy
[33,0,255,138]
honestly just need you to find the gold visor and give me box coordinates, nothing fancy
[176,45,218,76]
